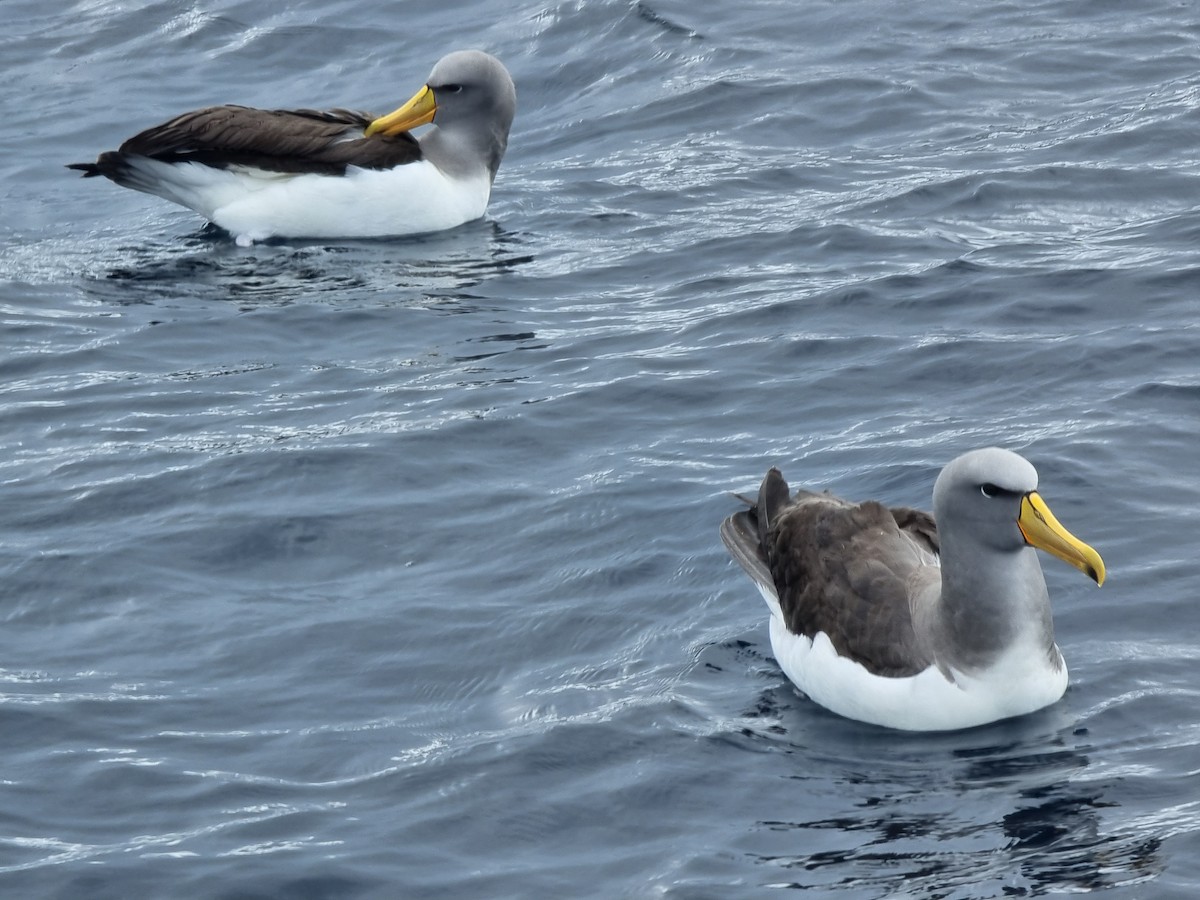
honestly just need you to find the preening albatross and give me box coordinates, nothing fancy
[720,448,1105,731]
[67,50,515,245]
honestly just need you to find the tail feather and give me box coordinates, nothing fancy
[66,151,130,182]
[721,508,780,613]
[756,467,792,544]
[65,151,230,215]
[722,466,813,607]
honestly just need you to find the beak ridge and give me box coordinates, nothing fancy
[1018,491,1106,586]
[365,84,437,138]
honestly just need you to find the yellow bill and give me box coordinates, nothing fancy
[1018,491,1106,586]
[364,84,437,137]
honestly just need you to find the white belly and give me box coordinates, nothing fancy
[121,156,492,243]
[754,581,1068,731]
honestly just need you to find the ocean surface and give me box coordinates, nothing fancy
[3,0,1200,896]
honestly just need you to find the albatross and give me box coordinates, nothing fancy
[67,50,515,245]
[720,448,1105,731]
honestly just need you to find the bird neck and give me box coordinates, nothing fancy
[421,125,506,182]
[933,537,1057,671]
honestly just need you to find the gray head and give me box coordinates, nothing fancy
[425,51,516,177]
[932,448,1038,554]
[365,50,516,179]
[932,447,1104,584]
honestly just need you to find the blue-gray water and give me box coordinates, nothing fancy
[4,0,1200,896]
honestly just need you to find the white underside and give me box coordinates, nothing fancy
[753,582,1068,731]
[120,157,492,244]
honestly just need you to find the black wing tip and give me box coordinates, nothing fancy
[727,490,756,508]
[720,508,775,589]
[719,508,757,556]
[757,466,792,533]
[67,162,102,177]
[68,151,130,178]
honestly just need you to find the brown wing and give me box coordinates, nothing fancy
[720,496,773,592]
[72,105,422,178]
[724,467,939,677]
[889,505,939,555]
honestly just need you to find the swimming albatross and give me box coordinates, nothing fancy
[720,448,1105,731]
[67,50,515,245]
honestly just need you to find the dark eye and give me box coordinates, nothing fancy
[441,84,464,94]
[980,483,1001,498]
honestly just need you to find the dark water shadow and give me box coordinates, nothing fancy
[78,219,534,310]
[731,673,1165,895]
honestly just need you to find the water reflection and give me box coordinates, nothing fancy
[740,683,1164,894]
[74,220,534,309]
[453,332,548,364]
[1002,789,1162,893]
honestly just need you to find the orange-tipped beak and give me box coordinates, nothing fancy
[364,84,437,137]
[1018,491,1106,586]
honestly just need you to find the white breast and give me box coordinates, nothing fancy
[118,156,492,244]
[768,615,1068,731]
[212,163,492,243]
[753,582,1068,731]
